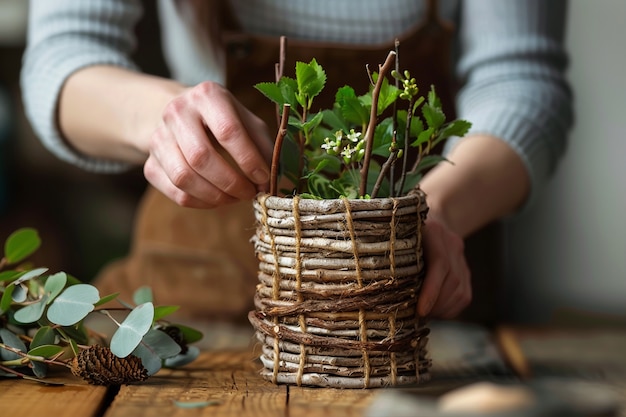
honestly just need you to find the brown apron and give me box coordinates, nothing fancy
[93,0,501,325]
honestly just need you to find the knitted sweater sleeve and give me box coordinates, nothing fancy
[20,0,143,173]
[449,0,574,210]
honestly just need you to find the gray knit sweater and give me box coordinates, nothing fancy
[20,0,573,208]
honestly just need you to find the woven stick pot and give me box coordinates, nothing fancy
[248,188,431,388]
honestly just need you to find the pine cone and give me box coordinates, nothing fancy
[70,345,149,386]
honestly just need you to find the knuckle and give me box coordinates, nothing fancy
[186,147,211,170]
[162,97,186,123]
[169,166,193,189]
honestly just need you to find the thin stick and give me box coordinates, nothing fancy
[359,51,397,197]
[274,36,287,129]
[271,104,290,196]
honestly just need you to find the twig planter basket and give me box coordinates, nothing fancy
[248,189,432,388]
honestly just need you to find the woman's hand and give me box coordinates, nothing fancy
[417,212,472,319]
[143,81,274,209]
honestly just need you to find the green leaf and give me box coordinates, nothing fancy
[254,82,283,105]
[31,326,57,349]
[153,305,180,321]
[376,78,401,115]
[0,284,15,313]
[110,302,155,358]
[28,344,64,358]
[336,86,369,126]
[44,272,67,304]
[422,103,445,130]
[0,270,21,282]
[0,328,27,361]
[131,343,162,376]
[414,155,450,174]
[46,284,100,326]
[278,77,299,109]
[295,59,326,102]
[133,286,153,305]
[436,119,472,142]
[173,324,204,344]
[14,295,48,323]
[412,127,435,148]
[94,292,120,307]
[4,227,41,264]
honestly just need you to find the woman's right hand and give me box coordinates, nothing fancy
[143,81,274,209]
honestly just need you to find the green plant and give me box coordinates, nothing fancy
[255,46,472,199]
[0,227,202,385]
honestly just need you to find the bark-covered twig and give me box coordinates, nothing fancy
[359,51,397,197]
[270,104,290,196]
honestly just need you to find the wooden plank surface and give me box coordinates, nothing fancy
[103,349,375,417]
[0,376,108,417]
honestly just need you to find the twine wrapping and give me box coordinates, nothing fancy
[249,190,431,388]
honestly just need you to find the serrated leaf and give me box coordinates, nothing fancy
[336,86,369,126]
[44,272,67,304]
[296,59,326,102]
[153,305,180,321]
[254,81,283,105]
[46,284,100,326]
[133,286,153,305]
[14,295,48,323]
[164,345,200,368]
[0,328,27,361]
[110,302,154,358]
[422,104,445,130]
[4,227,41,264]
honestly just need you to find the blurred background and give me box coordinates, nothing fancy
[0,0,623,325]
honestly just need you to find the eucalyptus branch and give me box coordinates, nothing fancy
[271,104,291,196]
[359,50,397,197]
[0,342,71,368]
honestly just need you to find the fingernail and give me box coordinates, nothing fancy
[252,169,269,184]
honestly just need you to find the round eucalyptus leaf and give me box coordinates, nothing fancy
[13,295,48,324]
[32,361,48,378]
[141,329,181,359]
[131,343,162,376]
[4,227,41,264]
[0,328,27,361]
[110,302,154,358]
[46,284,100,326]
[10,284,27,303]
[164,346,200,368]
[132,286,153,305]
[44,272,67,304]
[13,267,49,285]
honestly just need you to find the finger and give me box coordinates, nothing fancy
[416,222,448,317]
[161,95,258,200]
[429,268,471,319]
[195,82,271,188]
[144,153,237,209]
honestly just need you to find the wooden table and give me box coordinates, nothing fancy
[3,322,626,417]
